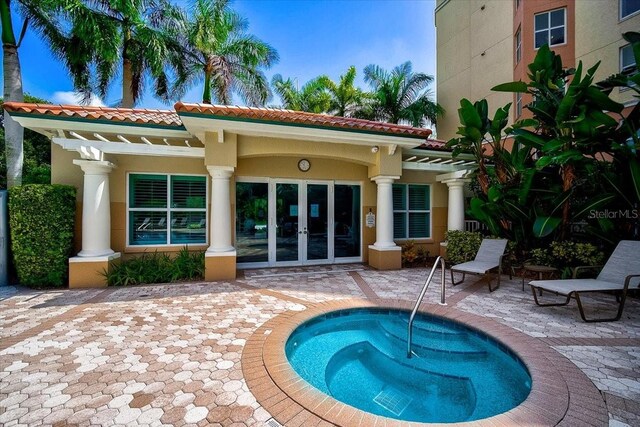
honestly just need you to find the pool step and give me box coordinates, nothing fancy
[325,341,477,422]
[378,321,488,360]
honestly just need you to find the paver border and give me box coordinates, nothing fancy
[243,298,608,426]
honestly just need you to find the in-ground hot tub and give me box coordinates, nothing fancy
[285,308,531,423]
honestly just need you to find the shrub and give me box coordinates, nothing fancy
[444,230,483,265]
[401,241,429,267]
[528,241,605,278]
[105,247,205,286]
[9,184,76,287]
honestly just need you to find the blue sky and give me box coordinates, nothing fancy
[9,0,436,109]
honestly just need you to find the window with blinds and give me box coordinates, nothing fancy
[128,173,207,246]
[393,184,431,239]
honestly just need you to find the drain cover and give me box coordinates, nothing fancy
[373,385,412,416]
[265,418,283,427]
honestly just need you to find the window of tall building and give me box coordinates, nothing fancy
[534,8,566,49]
[515,28,522,64]
[621,44,637,75]
[516,92,523,118]
[620,0,640,19]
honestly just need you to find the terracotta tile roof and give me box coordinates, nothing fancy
[2,102,182,127]
[174,102,432,140]
[417,138,449,151]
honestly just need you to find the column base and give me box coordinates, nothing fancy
[368,245,401,270]
[205,251,237,281]
[69,253,121,288]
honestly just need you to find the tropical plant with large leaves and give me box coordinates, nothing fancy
[360,61,443,127]
[174,0,278,105]
[54,0,185,108]
[271,74,331,113]
[492,43,636,240]
[448,35,640,250]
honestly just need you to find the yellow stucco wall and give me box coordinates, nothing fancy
[575,1,639,106]
[435,0,514,141]
[396,170,448,257]
[52,138,450,267]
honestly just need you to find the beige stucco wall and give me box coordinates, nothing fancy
[575,1,639,106]
[435,0,514,141]
[52,136,451,265]
[396,170,448,257]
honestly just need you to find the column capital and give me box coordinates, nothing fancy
[207,165,234,179]
[73,159,116,174]
[441,178,470,187]
[370,175,400,184]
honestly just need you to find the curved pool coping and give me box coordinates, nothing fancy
[242,298,608,426]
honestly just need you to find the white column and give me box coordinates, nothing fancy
[371,175,400,248]
[73,159,116,257]
[207,166,234,253]
[443,179,468,231]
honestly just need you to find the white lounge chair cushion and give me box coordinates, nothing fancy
[451,239,507,274]
[530,279,625,295]
[452,261,499,274]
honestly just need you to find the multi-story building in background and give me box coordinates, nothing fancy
[435,0,640,140]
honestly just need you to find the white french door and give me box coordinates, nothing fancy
[235,178,362,268]
[270,180,331,266]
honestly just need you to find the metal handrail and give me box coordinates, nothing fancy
[407,256,446,358]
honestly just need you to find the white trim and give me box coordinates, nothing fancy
[69,253,121,263]
[180,115,424,149]
[620,0,640,21]
[52,137,204,158]
[12,116,190,138]
[125,172,209,249]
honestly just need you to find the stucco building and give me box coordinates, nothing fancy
[435,0,640,140]
[5,102,475,287]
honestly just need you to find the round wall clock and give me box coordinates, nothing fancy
[298,159,311,172]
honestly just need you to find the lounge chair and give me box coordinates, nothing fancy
[450,239,508,292]
[529,240,640,322]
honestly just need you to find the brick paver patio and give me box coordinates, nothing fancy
[1,264,639,426]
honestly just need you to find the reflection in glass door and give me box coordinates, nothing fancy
[235,182,268,263]
[334,184,361,258]
[275,183,299,262]
[306,184,328,261]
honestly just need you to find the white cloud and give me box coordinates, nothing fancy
[51,91,106,107]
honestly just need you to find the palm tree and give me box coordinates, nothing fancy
[361,61,443,127]
[319,66,371,117]
[271,75,330,113]
[174,0,278,105]
[57,0,185,108]
[1,0,71,187]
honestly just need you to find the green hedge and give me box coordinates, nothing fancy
[9,184,76,287]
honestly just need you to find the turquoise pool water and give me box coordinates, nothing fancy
[285,308,531,423]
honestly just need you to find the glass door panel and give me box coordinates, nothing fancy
[334,184,361,258]
[306,184,328,261]
[236,182,268,263]
[275,183,300,262]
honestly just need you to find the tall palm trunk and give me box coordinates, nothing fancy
[120,30,135,108]
[202,66,212,104]
[121,58,134,108]
[1,0,24,187]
